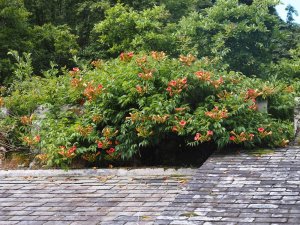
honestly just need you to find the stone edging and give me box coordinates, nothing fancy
[0,168,197,177]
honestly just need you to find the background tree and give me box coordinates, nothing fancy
[92,4,176,58]
[116,0,213,20]
[29,24,79,73]
[286,4,298,25]
[24,0,84,26]
[0,0,31,83]
[176,0,283,77]
[0,0,299,84]
[24,0,110,48]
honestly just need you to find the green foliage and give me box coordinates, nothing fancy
[29,24,79,72]
[24,0,110,47]
[116,0,213,20]
[75,0,110,47]
[0,0,79,83]
[286,4,298,25]
[0,0,299,169]
[93,4,176,57]
[269,44,300,80]
[24,0,85,26]
[0,0,31,83]
[90,1,214,58]
[1,52,294,167]
[7,50,33,81]
[1,0,298,82]
[176,0,282,76]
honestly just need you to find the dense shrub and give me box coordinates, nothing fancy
[0,52,294,167]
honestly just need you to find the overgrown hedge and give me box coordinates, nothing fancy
[0,52,295,167]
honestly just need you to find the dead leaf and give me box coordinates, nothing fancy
[141,215,152,220]
[96,175,114,182]
[179,179,188,184]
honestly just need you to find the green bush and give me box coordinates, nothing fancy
[0,52,294,167]
[92,4,176,57]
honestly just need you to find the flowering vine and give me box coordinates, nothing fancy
[58,145,77,158]
[83,82,103,101]
[69,67,80,77]
[172,119,187,133]
[20,115,34,125]
[194,130,214,143]
[166,77,187,96]
[195,71,211,81]
[229,131,254,144]
[257,127,272,138]
[120,52,134,62]
[23,135,40,146]
[76,125,93,137]
[205,106,228,120]
[151,51,166,61]
[195,70,224,88]
[179,54,196,66]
